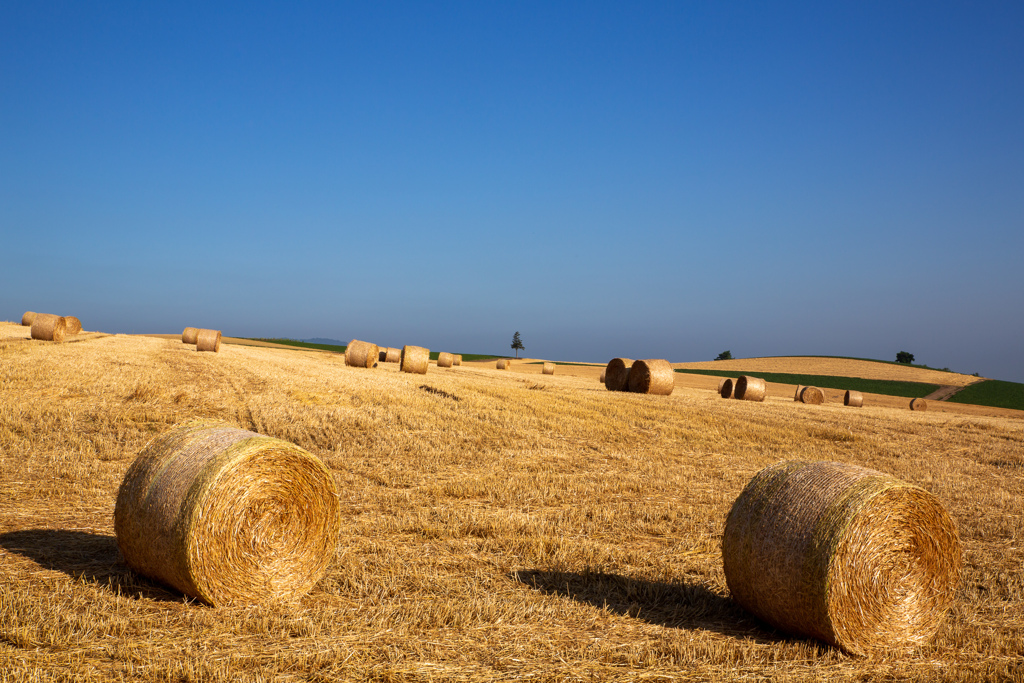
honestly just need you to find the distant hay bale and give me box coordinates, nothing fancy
[542,362,555,375]
[910,398,928,411]
[599,370,606,383]
[114,419,340,606]
[21,311,37,326]
[799,386,825,404]
[385,347,401,363]
[401,345,429,374]
[438,352,455,368]
[719,378,734,399]
[63,316,82,335]
[453,354,462,366]
[845,390,864,407]
[735,375,766,402]
[30,314,67,343]
[603,358,633,392]
[182,327,199,344]
[346,339,379,369]
[722,460,962,655]
[497,359,512,370]
[196,329,222,353]
[794,385,805,401]
[627,359,674,395]
[378,349,388,363]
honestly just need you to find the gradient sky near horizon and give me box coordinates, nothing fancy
[3,2,1023,381]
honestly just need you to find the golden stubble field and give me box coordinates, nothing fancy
[1,322,1022,681]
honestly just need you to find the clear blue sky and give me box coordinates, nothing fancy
[3,2,1023,381]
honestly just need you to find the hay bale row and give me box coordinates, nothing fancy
[603,358,674,395]
[26,312,83,341]
[114,419,340,606]
[723,460,961,655]
[542,362,555,375]
[438,352,455,368]
[401,345,429,374]
[346,339,378,369]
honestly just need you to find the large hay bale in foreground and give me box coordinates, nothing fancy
[627,359,674,395]
[401,345,429,374]
[799,386,825,404]
[542,362,555,375]
[723,460,961,655]
[346,339,379,369]
[385,347,401,363]
[735,375,766,402]
[21,311,37,326]
[845,390,864,407]
[63,316,82,335]
[182,327,199,344]
[196,329,221,353]
[453,354,462,366]
[30,314,67,342]
[114,420,340,606]
[603,358,633,392]
[719,378,734,399]
[438,352,455,368]
[910,398,928,411]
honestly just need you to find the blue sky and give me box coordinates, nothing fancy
[3,2,1023,381]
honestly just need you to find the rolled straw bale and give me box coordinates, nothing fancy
[794,385,805,401]
[385,347,401,363]
[63,316,82,335]
[21,311,37,326]
[599,370,606,383]
[722,460,961,655]
[627,359,674,395]
[182,327,199,344]
[114,419,340,606]
[378,350,388,363]
[30,314,67,342]
[734,375,766,402]
[910,398,928,411]
[497,359,511,370]
[603,358,633,392]
[401,345,429,374]
[196,329,221,353]
[346,339,379,369]
[542,362,555,375]
[453,354,462,366]
[799,386,825,405]
[844,390,864,408]
[719,378,734,399]
[437,352,455,368]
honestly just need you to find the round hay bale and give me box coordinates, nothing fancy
[378,349,388,363]
[401,345,429,374]
[438,352,455,368]
[844,390,864,408]
[800,386,825,405]
[453,354,462,366]
[719,378,734,399]
[22,311,37,326]
[735,375,766,402]
[182,327,199,344]
[542,362,555,375]
[196,329,221,353]
[497,359,512,370]
[30,313,67,342]
[346,339,379,369]
[794,385,805,401]
[722,460,961,655]
[603,358,633,392]
[910,398,928,411]
[599,370,606,383]
[385,347,401,363]
[63,316,82,335]
[627,359,674,395]
[114,419,340,606]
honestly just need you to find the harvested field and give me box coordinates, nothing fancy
[674,357,980,387]
[1,321,1023,681]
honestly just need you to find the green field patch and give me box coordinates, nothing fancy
[947,380,1024,411]
[249,338,347,353]
[524,361,603,367]
[674,368,939,399]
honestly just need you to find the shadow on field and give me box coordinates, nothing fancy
[513,569,780,643]
[0,529,184,603]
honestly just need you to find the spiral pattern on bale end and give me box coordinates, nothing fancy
[196,329,221,353]
[910,398,928,411]
[63,316,82,335]
[346,339,379,368]
[30,314,67,343]
[720,378,735,399]
[401,345,429,374]
[735,375,767,402]
[542,362,555,375]
[22,311,37,327]
[722,460,961,655]
[845,390,864,407]
[800,386,825,404]
[437,352,455,368]
[114,420,341,606]
[182,327,199,344]
[627,359,674,395]
[603,358,633,391]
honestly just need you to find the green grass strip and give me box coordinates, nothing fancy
[523,361,602,367]
[946,380,1024,411]
[249,338,347,353]
[674,368,939,399]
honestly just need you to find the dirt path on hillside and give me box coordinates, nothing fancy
[924,379,987,401]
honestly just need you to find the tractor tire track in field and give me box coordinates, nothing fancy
[925,379,987,401]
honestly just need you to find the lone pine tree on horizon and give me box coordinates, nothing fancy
[511,331,524,359]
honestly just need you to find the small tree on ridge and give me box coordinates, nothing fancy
[896,351,915,364]
[511,331,524,359]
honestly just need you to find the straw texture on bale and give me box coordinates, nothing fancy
[845,390,864,407]
[799,386,825,404]
[345,339,379,369]
[735,375,767,402]
[182,327,199,345]
[603,358,633,392]
[542,362,555,375]
[437,352,455,368]
[453,354,462,366]
[627,359,674,395]
[794,385,805,401]
[30,313,67,343]
[719,378,734,399]
[385,347,401,363]
[196,329,222,353]
[21,311,37,326]
[722,460,962,655]
[62,316,82,335]
[910,398,928,411]
[400,345,429,374]
[114,420,341,606]
[497,359,511,370]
